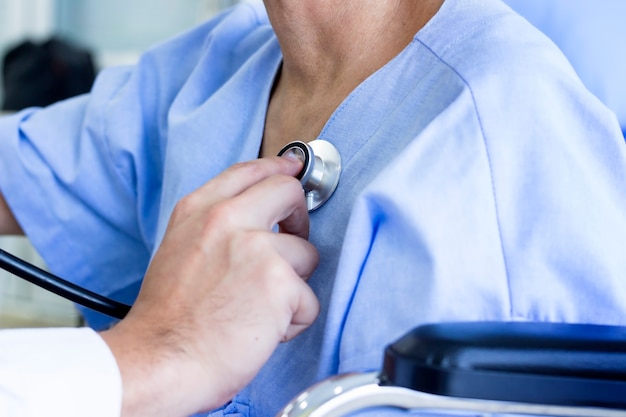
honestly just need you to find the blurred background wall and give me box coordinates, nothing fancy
[0,0,239,328]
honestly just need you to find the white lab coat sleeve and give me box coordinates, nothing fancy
[0,327,122,417]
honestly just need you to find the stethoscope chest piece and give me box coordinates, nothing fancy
[278,140,342,211]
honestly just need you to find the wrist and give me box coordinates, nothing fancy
[99,318,222,417]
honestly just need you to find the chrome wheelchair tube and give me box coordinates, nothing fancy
[277,372,626,417]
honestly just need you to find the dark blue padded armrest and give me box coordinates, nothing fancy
[381,322,626,409]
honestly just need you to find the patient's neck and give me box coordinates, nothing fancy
[260,0,444,157]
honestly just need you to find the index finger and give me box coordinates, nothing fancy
[198,157,303,205]
[226,174,309,239]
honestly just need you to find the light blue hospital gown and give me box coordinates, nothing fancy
[2,0,626,416]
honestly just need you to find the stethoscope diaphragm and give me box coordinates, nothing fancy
[277,140,342,211]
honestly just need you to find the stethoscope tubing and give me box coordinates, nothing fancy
[0,248,130,319]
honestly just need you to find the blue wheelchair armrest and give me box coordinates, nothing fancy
[382,321,626,409]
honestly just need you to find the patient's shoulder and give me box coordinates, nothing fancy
[417,0,580,92]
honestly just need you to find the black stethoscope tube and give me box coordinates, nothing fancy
[0,248,130,320]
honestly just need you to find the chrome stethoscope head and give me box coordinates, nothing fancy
[277,140,342,212]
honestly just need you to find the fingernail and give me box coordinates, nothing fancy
[282,148,305,164]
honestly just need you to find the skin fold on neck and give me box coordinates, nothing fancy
[260,0,445,157]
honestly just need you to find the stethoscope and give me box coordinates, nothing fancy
[0,140,341,320]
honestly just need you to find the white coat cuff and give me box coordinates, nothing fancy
[0,327,122,417]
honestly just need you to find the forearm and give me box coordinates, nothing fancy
[0,190,23,235]
[99,321,223,417]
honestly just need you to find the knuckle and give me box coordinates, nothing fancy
[171,193,198,220]
[238,230,270,255]
[228,160,253,172]
[274,174,300,188]
[271,175,304,199]
[228,160,268,179]
[202,201,238,233]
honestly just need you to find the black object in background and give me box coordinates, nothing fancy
[2,37,96,111]
[382,321,626,409]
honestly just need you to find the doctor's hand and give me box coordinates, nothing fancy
[100,156,319,417]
